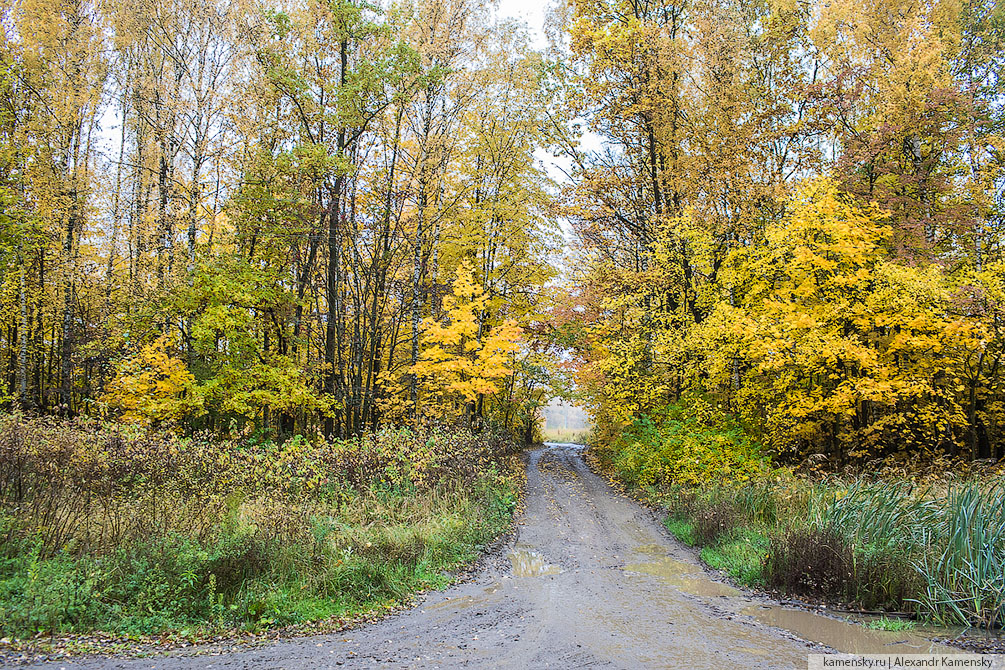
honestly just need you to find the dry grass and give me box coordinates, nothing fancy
[541,428,592,444]
[0,414,519,639]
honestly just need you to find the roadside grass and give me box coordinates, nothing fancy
[865,617,916,632]
[700,527,768,588]
[0,415,519,641]
[683,477,1005,624]
[591,402,1005,630]
[542,428,592,444]
[664,518,696,547]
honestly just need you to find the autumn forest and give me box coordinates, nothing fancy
[1,0,1005,650]
[1,0,557,441]
[1,0,1003,458]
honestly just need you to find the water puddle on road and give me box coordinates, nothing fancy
[509,550,561,577]
[670,576,740,597]
[426,583,502,611]
[625,556,696,576]
[427,595,480,611]
[743,606,960,655]
[623,557,741,597]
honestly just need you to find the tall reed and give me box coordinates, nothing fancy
[805,476,1005,627]
[912,479,1005,628]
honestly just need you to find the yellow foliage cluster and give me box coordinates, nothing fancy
[560,0,1005,466]
[102,334,329,430]
[575,178,1005,462]
[412,263,522,420]
[102,335,202,427]
[713,179,979,456]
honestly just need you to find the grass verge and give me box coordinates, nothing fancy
[541,428,592,444]
[0,414,520,649]
[865,617,916,632]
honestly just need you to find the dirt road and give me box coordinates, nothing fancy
[31,443,954,669]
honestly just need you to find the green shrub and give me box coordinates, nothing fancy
[602,402,768,490]
[0,547,101,636]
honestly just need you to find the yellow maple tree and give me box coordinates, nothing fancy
[102,334,204,427]
[717,178,972,459]
[412,263,522,420]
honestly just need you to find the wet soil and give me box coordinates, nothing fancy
[20,443,963,669]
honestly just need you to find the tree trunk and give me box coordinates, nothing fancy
[324,172,344,439]
[18,243,28,410]
[410,83,440,418]
[323,37,349,440]
[60,194,78,415]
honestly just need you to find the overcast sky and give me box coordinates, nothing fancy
[495,0,550,49]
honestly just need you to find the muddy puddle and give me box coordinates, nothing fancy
[633,543,669,556]
[509,549,561,577]
[743,605,960,655]
[623,556,741,597]
[426,595,480,611]
[426,583,501,611]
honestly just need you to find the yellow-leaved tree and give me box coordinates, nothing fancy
[412,263,522,422]
[102,334,203,427]
[715,178,975,461]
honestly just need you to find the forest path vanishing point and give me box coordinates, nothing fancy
[35,444,957,670]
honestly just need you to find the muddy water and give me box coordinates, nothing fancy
[28,443,964,670]
[425,583,502,611]
[743,605,959,655]
[623,558,742,597]
[508,548,562,577]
